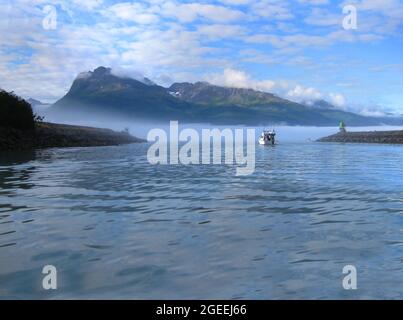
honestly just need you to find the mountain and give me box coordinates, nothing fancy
[170,82,338,112]
[169,82,287,107]
[138,77,155,86]
[51,67,198,121]
[167,82,395,125]
[27,98,44,106]
[306,99,337,110]
[50,67,403,126]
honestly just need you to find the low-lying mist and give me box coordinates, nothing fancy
[39,107,403,143]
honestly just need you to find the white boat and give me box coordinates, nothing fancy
[259,130,276,145]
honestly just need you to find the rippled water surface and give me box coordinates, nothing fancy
[0,141,402,299]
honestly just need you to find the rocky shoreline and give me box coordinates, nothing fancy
[0,122,145,151]
[318,130,403,144]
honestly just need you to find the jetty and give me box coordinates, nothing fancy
[318,129,403,144]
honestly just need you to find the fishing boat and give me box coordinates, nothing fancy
[259,129,276,145]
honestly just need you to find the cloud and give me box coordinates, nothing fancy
[358,108,387,117]
[205,68,351,112]
[106,3,159,24]
[286,87,347,109]
[304,8,342,27]
[207,68,277,92]
[251,0,294,20]
[246,29,382,49]
[341,0,403,34]
[0,0,401,113]
[286,85,323,102]
[161,2,246,23]
[196,24,246,40]
[219,0,253,5]
[329,93,347,109]
[73,0,103,10]
[119,27,222,70]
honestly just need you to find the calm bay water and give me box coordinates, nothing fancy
[0,140,402,299]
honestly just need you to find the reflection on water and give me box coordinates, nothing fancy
[0,142,402,299]
[0,150,36,166]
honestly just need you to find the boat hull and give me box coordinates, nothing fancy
[258,138,275,145]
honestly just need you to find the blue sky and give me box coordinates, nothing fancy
[0,0,402,115]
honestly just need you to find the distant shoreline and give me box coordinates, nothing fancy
[0,122,145,151]
[318,130,403,144]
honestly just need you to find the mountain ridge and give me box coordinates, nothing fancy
[50,67,403,126]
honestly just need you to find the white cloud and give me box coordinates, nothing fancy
[246,29,383,51]
[329,93,347,109]
[207,68,277,92]
[106,3,159,24]
[304,8,342,27]
[205,69,351,111]
[119,27,221,69]
[286,87,347,109]
[341,0,403,34]
[287,85,323,102]
[358,108,387,117]
[73,0,103,10]
[161,2,245,23]
[251,0,294,20]
[0,0,400,114]
[219,0,253,5]
[196,24,246,40]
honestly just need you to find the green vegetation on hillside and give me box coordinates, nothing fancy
[50,67,403,126]
[0,90,35,131]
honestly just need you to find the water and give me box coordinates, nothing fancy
[0,141,402,299]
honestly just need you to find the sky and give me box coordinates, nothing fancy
[0,0,402,115]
